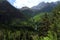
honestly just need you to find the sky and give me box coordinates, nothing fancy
[8,0,58,8]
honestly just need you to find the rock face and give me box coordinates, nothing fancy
[32,2,57,12]
[0,1,25,24]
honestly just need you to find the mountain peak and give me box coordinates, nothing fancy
[20,6,30,10]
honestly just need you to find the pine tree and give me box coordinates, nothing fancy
[38,13,51,39]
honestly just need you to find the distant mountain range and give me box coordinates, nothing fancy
[32,1,60,12]
[20,1,60,17]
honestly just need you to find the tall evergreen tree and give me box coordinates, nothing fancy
[38,13,51,40]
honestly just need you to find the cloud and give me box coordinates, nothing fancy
[13,0,58,8]
[13,0,42,8]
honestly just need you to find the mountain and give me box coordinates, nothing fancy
[32,2,47,10]
[37,2,56,12]
[19,1,60,17]
[0,1,26,25]
[20,7,34,17]
[32,1,60,13]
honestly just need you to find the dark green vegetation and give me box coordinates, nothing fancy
[0,1,60,40]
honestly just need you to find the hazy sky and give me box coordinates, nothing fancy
[8,0,58,8]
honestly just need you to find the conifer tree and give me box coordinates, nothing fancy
[38,13,51,40]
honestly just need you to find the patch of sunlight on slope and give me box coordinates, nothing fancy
[44,37,50,40]
[33,13,45,22]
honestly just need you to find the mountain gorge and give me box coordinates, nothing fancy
[0,0,60,40]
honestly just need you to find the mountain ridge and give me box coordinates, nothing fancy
[0,1,26,25]
[20,1,60,17]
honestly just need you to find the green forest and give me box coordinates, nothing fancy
[0,0,60,40]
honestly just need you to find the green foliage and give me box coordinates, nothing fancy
[0,2,60,40]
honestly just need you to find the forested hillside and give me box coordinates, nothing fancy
[0,0,60,40]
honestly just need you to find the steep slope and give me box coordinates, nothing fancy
[0,1,26,25]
